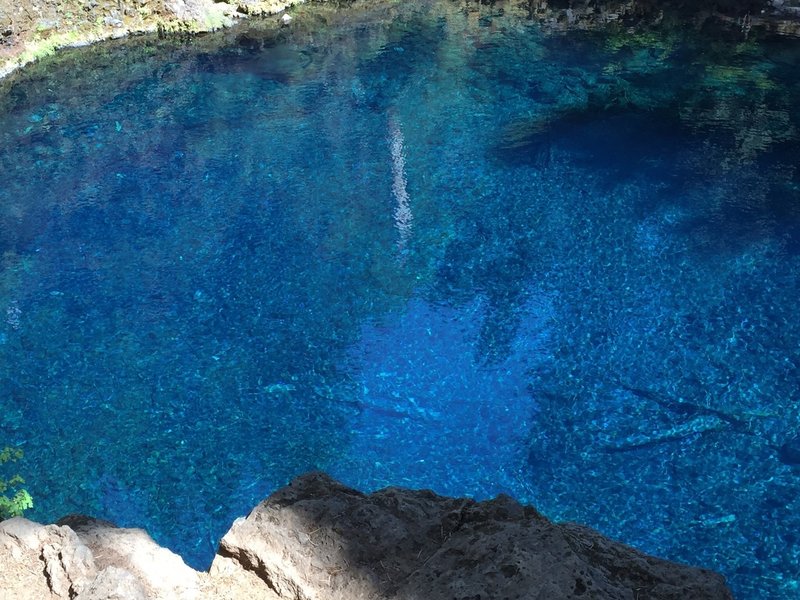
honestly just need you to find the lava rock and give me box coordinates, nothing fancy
[214,471,734,600]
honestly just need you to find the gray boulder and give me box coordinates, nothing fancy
[0,515,199,600]
[214,472,734,600]
[58,515,200,599]
[0,517,96,599]
[76,567,148,600]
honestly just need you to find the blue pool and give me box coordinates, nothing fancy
[2,2,800,597]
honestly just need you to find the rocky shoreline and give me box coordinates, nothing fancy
[0,472,733,599]
[0,0,300,79]
[3,0,800,82]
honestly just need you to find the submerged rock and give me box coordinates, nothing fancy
[0,472,735,599]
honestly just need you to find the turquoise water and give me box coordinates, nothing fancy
[2,2,800,597]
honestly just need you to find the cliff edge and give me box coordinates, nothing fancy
[0,472,733,599]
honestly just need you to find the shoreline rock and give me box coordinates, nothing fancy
[3,0,800,83]
[0,0,301,80]
[0,472,734,599]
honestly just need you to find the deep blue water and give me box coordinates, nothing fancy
[2,2,800,597]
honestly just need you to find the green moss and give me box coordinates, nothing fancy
[11,28,103,71]
[703,64,777,91]
[605,28,678,61]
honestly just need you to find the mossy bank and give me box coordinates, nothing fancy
[0,0,304,79]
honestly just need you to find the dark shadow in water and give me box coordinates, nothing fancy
[655,136,800,255]
[492,107,690,174]
[672,173,800,255]
[494,103,800,254]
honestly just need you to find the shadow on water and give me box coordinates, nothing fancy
[488,49,800,255]
[492,107,690,174]
[670,155,800,256]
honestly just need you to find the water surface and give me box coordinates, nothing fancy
[2,2,800,597]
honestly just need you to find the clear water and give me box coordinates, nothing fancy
[2,2,800,597]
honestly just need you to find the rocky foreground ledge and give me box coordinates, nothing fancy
[0,472,732,599]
